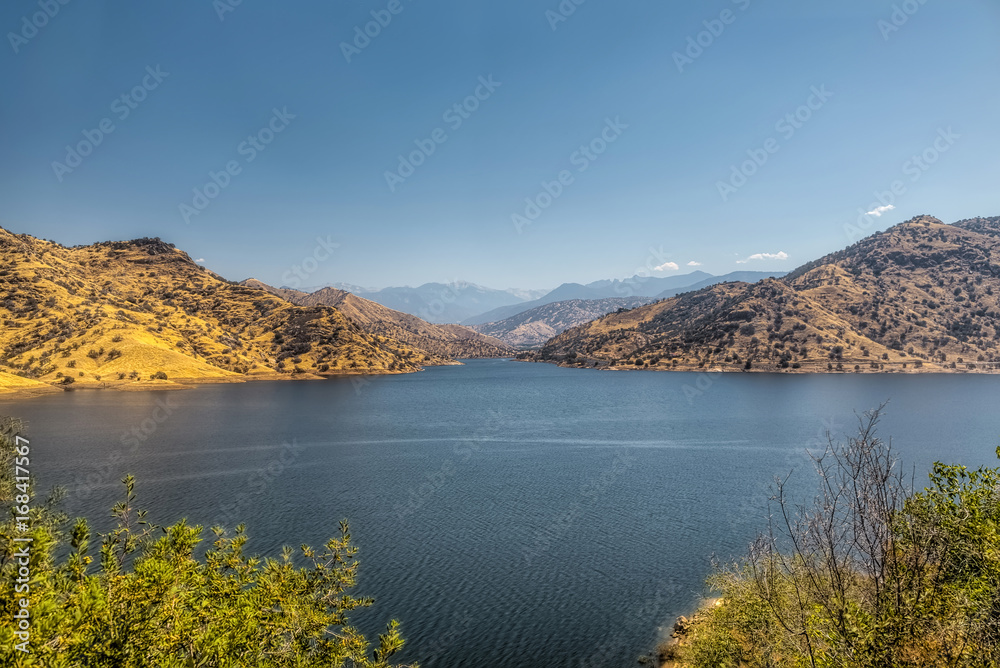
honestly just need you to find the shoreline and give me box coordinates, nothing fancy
[6,358,996,402]
[0,365,441,402]
[516,357,1000,375]
[652,599,722,668]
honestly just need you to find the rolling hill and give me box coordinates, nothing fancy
[470,297,654,349]
[527,216,1000,374]
[241,280,514,358]
[0,228,451,394]
[0,369,58,396]
[653,271,789,299]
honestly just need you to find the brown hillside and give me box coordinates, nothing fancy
[0,228,449,393]
[470,297,654,349]
[0,369,59,396]
[530,216,1000,374]
[240,281,514,359]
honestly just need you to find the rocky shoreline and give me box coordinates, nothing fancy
[652,599,721,667]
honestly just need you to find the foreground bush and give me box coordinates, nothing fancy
[0,417,411,667]
[681,406,1000,668]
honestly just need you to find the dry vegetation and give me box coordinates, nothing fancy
[529,216,1000,374]
[241,280,514,359]
[658,408,1000,667]
[0,228,450,394]
[470,296,653,349]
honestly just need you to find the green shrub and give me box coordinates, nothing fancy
[681,406,1000,667]
[0,420,411,667]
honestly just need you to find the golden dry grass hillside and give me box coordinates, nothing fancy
[241,280,514,359]
[0,369,58,396]
[529,215,1000,374]
[0,228,451,393]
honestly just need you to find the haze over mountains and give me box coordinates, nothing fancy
[292,271,786,350]
[461,271,786,328]
[321,270,785,349]
[0,222,788,398]
[241,280,513,359]
[5,214,997,396]
[470,297,653,349]
[312,282,546,325]
[528,216,1000,374]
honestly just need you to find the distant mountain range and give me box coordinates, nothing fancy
[4,215,994,394]
[242,280,513,359]
[462,271,784,340]
[460,271,784,326]
[469,297,654,349]
[526,215,1000,374]
[293,282,546,325]
[287,271,785,350]
[296,272,787,331]
[0,224,788,398]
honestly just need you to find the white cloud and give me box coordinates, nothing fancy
[865,204,895,217]
[194,258,205,263]
[653,261,679,272]
[737,251,789,264]
[686,261,702,266]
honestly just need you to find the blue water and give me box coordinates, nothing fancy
[3,360,999,667]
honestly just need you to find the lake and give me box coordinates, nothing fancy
[3,360,999,667]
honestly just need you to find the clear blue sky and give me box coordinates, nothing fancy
[1,0,998,290]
